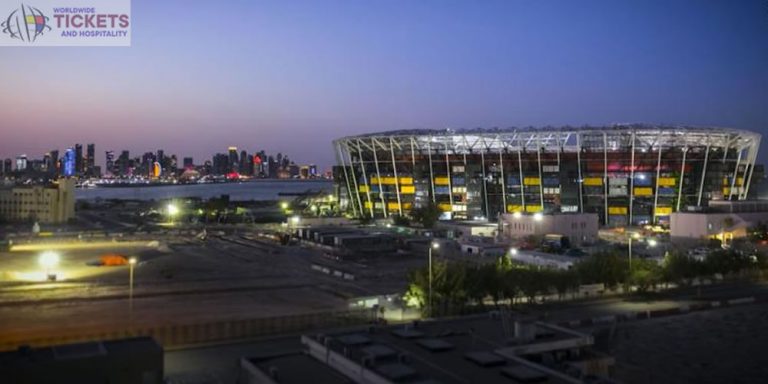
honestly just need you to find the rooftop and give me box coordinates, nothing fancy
[302,313,604,384]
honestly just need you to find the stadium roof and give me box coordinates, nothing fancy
[334,123,761,152]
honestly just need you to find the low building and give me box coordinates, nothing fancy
[670,200,768,245]
[438,220,498,241]
[240,352,350,384]
[500,212,599,246]
[0,337,163,384]
[0,178,75,224]
[300,314,613,383]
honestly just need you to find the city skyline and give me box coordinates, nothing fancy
[2,0,767,169]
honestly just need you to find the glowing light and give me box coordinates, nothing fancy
[129,257,137,265]
[513,211,522,219]
[647,239,658,247]
[291,216,300,224]
[509,248,519,255]
[39,251,60,269]
[167,203,179,216]
[431,242,439,249]
[280,202,289,210]
[631,232,641,239]
[533,212,543,221]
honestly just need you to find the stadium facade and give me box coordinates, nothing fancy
[333,125,761,226]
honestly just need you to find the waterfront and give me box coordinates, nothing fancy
[75,180,333,201]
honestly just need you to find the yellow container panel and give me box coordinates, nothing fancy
[507,205,523,213]
[399,177,413,185]
[525,205,542,213]
[723,187,731,195]
[380,177,398,185]
[736,177,744,186]
[655,207,672,216]
[364,201,372,209]
[438,203,452,212]
[524,177,541,186]
[359,185,370,193]
[658,177,676,187]
[634,187,653,196]
[608,206,628,215]
[387,202,401,211]
[583,177,603,186]
[400,185,415,194]
[434,177,450,186]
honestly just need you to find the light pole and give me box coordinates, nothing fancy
[128,257,137,314]
[428,241,439,318]
[628,232,640,271]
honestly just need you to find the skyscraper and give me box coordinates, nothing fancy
[105,151,115,176]
[15,155,28,171]
[3,159,12,175]
[75,144,83,175]
[86,144,95,176]
[49,150,59,177]
[63,148,76,177]
[228,147,239,174]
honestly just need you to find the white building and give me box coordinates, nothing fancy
[500,212,599,246]
[0,178,75,224]
[670,200,768,245]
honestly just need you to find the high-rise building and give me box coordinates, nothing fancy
[75,144,83,175]
[49,150,59,177]
[228,147,239,173]
[309,164,317,177]
[15,155,28,171]
[117,150,130,177]
[105,151,115,176]
[3,159,12,175]
[86,143,95,176]
[183,157,194,169]
[213,153,229,176]
[63,148,76,177]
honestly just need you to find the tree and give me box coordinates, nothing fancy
[630,258,662,293]
[661,250,701,286]
[411,201,442,228]
[392,214,411,227]
[575,251,628,290]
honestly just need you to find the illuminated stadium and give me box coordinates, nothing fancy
[333,124,762,226]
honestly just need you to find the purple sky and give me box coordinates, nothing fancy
[1,0,767,170]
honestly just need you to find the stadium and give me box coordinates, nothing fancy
[333,124,761,226]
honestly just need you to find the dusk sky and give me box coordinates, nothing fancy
[1,0,767,169]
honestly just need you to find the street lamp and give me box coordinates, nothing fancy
[533,212,543,222]
[280,201,289,210]
[128,257,137,313]
[167,203,179,224]
[428,241,439,318]
[39,251,59,280]
[509,247,519,256]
